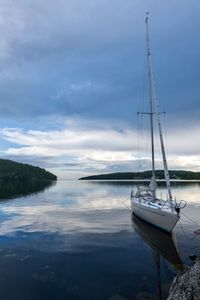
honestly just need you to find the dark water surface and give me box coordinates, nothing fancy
[0,180,200,300]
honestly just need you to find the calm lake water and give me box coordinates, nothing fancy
[0,180,200,300]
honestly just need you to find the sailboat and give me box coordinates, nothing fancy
[130,13,186,232]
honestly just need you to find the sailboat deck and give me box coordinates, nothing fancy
[132,196,177,214]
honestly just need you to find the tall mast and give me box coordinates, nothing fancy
[145,12,172,201]
[153,77,173,201]
[145,12,156,194]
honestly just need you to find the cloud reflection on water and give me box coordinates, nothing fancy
[0,180,200,300]
[0,180,200,238]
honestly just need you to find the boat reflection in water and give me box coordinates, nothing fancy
[132,215,183,299]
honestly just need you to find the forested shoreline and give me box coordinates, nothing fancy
[79,170,200,180]
[0,159,57,181]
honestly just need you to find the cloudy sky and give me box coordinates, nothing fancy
[0,0,200,179]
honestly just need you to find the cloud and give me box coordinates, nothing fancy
[0,0,199,124]
[0,0,138,65]
[1,120,200,178]
[0,1,199,177]
[0,126,138,156]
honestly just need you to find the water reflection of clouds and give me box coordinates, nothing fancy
[0,207,129,236]
[0,180,130,235]
[0,181,200,238]
[0,180,200,300]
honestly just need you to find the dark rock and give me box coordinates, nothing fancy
[167,257,200,300]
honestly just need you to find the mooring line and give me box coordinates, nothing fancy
[122,196,132,211]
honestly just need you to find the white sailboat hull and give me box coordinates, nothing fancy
[131,200,179,232]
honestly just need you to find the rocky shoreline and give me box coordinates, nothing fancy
[167,257,200,300]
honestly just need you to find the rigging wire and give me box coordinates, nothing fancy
[178,219,192,240]
[182,245,200,255]
[177,223,200,259]
[163,112,169,171]
[121,196,132,211]
[180,210,200,227]
[178,218,200,241]
[136,40,147,176]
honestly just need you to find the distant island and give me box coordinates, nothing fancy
[0,159,57,199]
[0,159,57,181]
[79,170,200,180]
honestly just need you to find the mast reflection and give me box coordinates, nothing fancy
[132,215,183,299]
[132,215,183,271]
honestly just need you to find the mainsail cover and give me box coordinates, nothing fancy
[149,175,157,192]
